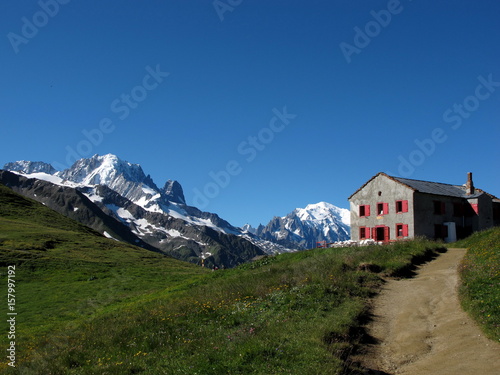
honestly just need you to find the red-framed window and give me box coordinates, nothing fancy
[396,223,409,238]
[376,202,389,216]
[359,204,370,217]
[359,226,370,240]
[395,200,408,213]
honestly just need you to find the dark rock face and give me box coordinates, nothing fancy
[162,180,185,204]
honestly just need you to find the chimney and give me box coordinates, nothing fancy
[465,172,475,195]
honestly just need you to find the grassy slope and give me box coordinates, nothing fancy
[455,226,500,341]
[0,185,207,373]
[0,185,449,374]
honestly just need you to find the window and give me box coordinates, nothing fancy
[433,201,446,215]
[396,200,409,213]
[396,223,409,238]
[494,204,500,221]
[359,227,370,240]
[453,203,464,217]
[359,204,370,217]
[377,202,389,216]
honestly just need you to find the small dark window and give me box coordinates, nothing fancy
[453,203,464,216]
[434,201,445,215]
[493,204,500,221]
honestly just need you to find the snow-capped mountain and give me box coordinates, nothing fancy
[2,154,350,265]
[4,160,56,175]
[248,202,350,250]
[1,154,279,267]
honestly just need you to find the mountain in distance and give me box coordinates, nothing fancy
[243,202,350,250]
[2,154,351,266]
[2,154,270,267]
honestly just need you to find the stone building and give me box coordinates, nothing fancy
[348,172,500,243]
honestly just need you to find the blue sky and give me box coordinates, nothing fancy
[1,0,499,227]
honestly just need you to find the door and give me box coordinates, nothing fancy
[375,226,390,242]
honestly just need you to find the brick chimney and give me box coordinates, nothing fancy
[465,172,475,195]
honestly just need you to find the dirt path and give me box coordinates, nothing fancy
[359,248,500,375]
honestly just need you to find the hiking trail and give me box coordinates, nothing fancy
[358,248,500,375]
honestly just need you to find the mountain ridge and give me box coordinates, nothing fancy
[2,153,351,265]
[2,154,268,267]
[246,201,350,250]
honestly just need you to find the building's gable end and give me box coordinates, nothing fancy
[348,172,415,201]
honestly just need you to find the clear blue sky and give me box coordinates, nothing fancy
[1,1,499,227]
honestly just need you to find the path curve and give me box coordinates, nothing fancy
[359,248,500,375]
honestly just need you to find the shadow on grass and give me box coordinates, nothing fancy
[389,247,448,279]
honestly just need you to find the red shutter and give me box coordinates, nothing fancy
[384,226,390,242]
[366,205,370,217]
[403,200,408,213]
[403,224,409,237]
[365,227,370,239]
[383,203,389,215]
[372,227,377,240]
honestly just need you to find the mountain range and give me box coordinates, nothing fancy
[1,154,350,267]
[243,202,350,250]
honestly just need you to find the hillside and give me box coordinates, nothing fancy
[0,184,450,374]
[456,227,500,341]
[0,184,207,371]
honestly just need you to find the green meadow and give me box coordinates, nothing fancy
[1,184,498,374]
[456,227,500,341]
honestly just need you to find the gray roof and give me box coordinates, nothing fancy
[393,176,483,198]
[348,172,496,201]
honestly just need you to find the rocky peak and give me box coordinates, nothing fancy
[3,160,56,175]
[162,180,185,204]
